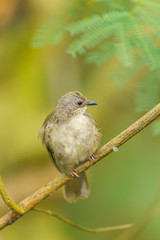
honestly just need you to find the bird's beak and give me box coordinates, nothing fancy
[87,100,98,106]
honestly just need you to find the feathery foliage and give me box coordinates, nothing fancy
[66,11,129,57]
[84,42,114,65]
[32,15,66,48]
[32,0,160,133]
[114,22,134,67]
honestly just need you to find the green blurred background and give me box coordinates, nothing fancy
[0,0,160,239]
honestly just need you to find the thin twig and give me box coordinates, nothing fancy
[33,207,133,233]
[0,177,25,215]
[0,103,160,230]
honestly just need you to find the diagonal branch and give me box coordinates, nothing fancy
[0,103,160,230]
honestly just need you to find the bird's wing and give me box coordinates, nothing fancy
[38,112,54,143]
[38,112,56,164]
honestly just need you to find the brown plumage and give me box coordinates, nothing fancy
[39,91,101,202]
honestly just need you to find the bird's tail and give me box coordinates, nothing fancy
[63,172,90,202]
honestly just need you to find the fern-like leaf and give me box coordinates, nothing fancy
[66,11,129,36]
[135,6,160,35]
[67,23,116,57]
[84,42,114,65]
[114,23,134,67]
[66,11,129,57]
[129,16,159,70]
[32,15,66,48]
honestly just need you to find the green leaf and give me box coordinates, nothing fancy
[135,6,160,36]
[66,11,129,57]
[67,23,116,57]
[84,42,114,65]
[31,15,66,49]
[129,16,159,70]
[66,11,129,36]
[114,23,134,67]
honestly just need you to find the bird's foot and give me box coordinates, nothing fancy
[89,154,96,163]
[70,169,80,177]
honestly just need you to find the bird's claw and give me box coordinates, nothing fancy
[89,154,96,163]
[70,169,80,177]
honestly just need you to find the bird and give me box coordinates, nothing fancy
[38,91,101,202]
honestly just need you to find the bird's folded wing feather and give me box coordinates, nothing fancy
[38,112,56,164]
[38,112,54,143]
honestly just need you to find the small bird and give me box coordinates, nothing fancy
[39,91,101,202]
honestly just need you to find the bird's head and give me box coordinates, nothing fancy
[54,91,97,121]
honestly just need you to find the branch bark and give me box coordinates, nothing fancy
[0,103,160,230]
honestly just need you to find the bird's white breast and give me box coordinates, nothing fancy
[46,114,100,174]
[52,115,93,148]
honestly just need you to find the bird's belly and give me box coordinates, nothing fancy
[48,116,100,174]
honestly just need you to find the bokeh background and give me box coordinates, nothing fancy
[0,0,160,240]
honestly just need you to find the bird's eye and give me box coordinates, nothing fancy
[77,101,82,106]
